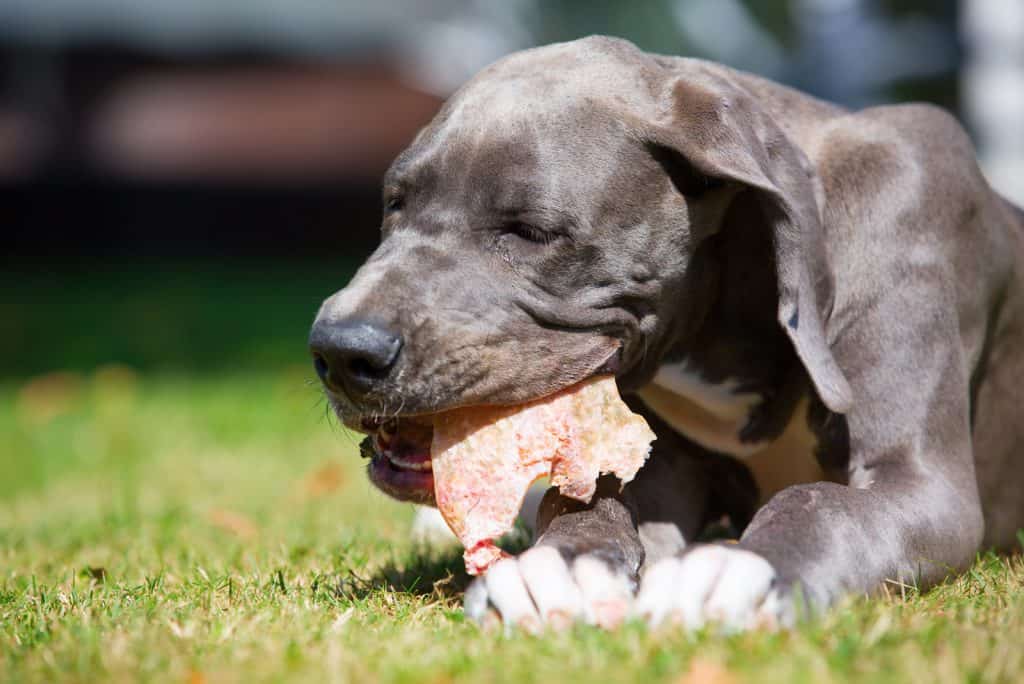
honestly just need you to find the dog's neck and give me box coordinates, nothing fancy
[632,197,828,495]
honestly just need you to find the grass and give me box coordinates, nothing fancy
[2,262,1023,683]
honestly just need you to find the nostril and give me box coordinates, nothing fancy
[312,354,329,381]
[309,318,403,396]
[348,357,380,380]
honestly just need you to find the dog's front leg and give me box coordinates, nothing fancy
[464,417,723,632]
[463,474,644,631]
[637,468,983,631]
[636,290,987,631]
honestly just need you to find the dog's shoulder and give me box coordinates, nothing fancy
[813,103,977,175]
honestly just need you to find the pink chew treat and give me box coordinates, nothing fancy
[430,376,656,575]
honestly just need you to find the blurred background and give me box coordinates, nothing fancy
[2,0,1022,380]
[3,6,1021,677]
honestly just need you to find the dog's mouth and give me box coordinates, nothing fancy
[359,416,437,504]
[350,346,624,505]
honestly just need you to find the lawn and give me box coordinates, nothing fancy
[2,262,1023,683]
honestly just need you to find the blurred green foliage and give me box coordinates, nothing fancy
[0,259,361,379]
[2,358,1023,683]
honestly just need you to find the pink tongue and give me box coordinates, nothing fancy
[429,376,656,575]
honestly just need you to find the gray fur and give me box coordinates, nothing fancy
[312,36,1024,622]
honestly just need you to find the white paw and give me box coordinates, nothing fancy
[633,545,794,632]
[464,546,634,632]
[410,506,458,545]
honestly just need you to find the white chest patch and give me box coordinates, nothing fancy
[637,361,767,457]
[636,360,827,503]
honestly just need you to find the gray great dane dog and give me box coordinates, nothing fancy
[309,36,1024,631]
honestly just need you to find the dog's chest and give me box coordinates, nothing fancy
[636,360,825,502]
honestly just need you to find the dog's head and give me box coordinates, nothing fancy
[310,36,851,503]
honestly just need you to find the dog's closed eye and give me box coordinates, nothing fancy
[500,222,560,245]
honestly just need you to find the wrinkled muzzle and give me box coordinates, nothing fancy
[309,233,620,426]
[309,232,621,505]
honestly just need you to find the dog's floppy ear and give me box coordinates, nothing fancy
[643,72,853,413]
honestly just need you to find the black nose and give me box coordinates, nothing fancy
[309,319,403,397]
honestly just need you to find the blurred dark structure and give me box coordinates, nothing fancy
[2,0,970,261]
[2,54,442,258]
[5,0,1023,379]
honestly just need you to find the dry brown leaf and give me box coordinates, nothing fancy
[83,566,107,582]
[304,462,346,497]
[93,364,138,397]
[17,371,83,425]
[207,509,258,539]
[676,659,737,684]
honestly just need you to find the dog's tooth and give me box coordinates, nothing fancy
[387,455,432,472]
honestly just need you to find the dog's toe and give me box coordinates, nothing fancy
[464,546,634,632]
[631,551,683,626]
[635,545,794,632]
[571,555,633,628]
[518,546,584,628]
[483,558,543,633]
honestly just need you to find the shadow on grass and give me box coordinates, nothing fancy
[334,516,749,602]
[339,530,534,600]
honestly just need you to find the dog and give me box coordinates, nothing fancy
[310,36,1024,631]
